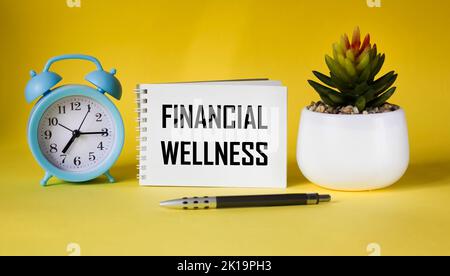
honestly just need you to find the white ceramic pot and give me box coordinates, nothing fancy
[297,108,409,191]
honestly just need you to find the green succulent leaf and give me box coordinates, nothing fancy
[346,49,355,62]
[356,52,370,71]
[358,65,372,84]
[370,54,385,80]
[367,55,378,82]
[372,71,395,87]
[308,82,336,106]
[312,71,336,88]
[308,80,346,106]
[354,83,370,96]
[344,59,357,78]
[336,42,346,55]
[357,48,370,63]
[330,73,353,92]
[362,88,378,102]
[325,55,351,83]
[370,44,378,60]
[318,94,336,107]
[337,54,347,68]
[368,87,396,107]
[372,71,397,95]
[355,96,367,111]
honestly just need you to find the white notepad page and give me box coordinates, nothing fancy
[136,80,287,188]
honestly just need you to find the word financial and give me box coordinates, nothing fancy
[162,104,268,129]
[161,105,270,167]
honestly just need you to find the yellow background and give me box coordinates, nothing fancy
[1,0,450,256]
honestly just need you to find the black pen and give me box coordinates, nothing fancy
[160,193,331,210]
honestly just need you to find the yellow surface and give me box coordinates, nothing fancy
[1,0,450,256]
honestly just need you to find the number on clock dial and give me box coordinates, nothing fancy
[38,96,115,172]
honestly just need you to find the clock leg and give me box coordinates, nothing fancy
[105,171,116,183]
[40,172,53,187]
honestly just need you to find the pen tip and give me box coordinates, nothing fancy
[160,199,180,208]
[160,201,170,207]
[319,195,331,203]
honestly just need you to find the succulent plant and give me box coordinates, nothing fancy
[308,27,398,111]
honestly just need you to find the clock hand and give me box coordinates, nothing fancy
[80,131,108,135]
[78,109,90,131]
[58,123,73,133]
[62,134,77,154]
[62,107,91,154]
[62,129,82,154]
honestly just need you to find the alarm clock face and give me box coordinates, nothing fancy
[37,95,116,172]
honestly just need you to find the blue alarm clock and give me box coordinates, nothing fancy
[25,54,125,186]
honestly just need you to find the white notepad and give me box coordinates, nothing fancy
[136,79,287,188]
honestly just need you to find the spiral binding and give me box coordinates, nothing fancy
[135,87,149,182]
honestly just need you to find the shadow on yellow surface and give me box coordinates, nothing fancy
[287,158,450,192]
[388,161,450,192]
[287,160,309,188]
[44,162,138,187]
